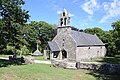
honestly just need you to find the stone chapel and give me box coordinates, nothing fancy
[48,9,106,62]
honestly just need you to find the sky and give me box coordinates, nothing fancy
[23,0,120,31]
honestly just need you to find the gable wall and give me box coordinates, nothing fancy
[53,32,77,61]
[64,34,76,61]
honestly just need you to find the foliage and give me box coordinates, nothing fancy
[0,0,29,53]
[27,21,56,52]
[112,20,120,55]
[6,45,15,54]
[20,45,30,55]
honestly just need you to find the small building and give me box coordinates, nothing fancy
[32,42,43,56]
[48,9,106,62]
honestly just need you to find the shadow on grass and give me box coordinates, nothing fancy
[0,59,10,67]
[89,56,120,64]
[88,71,120,80]
[0,58,25,67]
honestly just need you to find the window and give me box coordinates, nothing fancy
[60,18,63,26]
[88,47,90,49]
[64,18,67,25]
[62,50,67,59]
[63,12,65,16]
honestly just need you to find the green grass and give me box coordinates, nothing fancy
[0,54,10,58]
[83,57,120,64]
[0,64,120,80]
[0,64,96,80]
[33,56,46,60]
[0,54,48,61]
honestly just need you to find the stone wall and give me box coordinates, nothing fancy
[51,59,120,74]
[76,46,106,61]
[64,34,76,61]
[51,59,76,69]
[53,32,76,61]
[76,62,120,74]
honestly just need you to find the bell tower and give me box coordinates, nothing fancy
[57,9,71,34]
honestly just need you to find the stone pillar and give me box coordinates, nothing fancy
[50,52,54,60]
[43,50,47,59]
[59,51,62,60]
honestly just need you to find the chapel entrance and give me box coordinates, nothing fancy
[62,50,67,59]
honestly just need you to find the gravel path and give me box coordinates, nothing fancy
[35,60,51,64]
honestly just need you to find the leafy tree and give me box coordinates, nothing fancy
[27,21,56,52]
[0,0,29,53]
[112,20,120,55]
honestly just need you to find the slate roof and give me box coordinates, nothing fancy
[48,42,60,51]
[70,30,105,46]
[32,49,43,56]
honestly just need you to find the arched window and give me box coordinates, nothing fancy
[60,18,63,26]
[62,50,67,59]
[63,12,65,16]
[64,17,67,25]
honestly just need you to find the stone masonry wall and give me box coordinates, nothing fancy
[51,59,120,74]
[76,46,106,61]
[64,33,76,61]
[53,32,76,61]
[76,62,120,74]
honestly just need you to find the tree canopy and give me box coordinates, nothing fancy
[27,21,56,52]
[0,0,29,53]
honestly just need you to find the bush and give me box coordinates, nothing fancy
[6,45,14,54]
[20,45,30,55]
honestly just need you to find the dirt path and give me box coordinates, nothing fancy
[35,60,51,64]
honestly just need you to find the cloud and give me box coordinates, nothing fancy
[57,10,75,16]
[99,0,120,23]
[69,13,74,16]
[57,10,62,14]
[88,15,93,21]
[81,0,99,15]
[73,0,78,3]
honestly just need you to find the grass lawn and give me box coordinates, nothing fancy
[0,54,11,58]
[0,64,95,80]
[0,64,120,80]
[83,57,120,64]
[0,54,48,61]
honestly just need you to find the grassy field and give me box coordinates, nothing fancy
[0,64,95,80]
[0,54,47,60]
[0,63,120,80]
[0,55,120,80]
[1,54,120,64]
[83,57,120,64]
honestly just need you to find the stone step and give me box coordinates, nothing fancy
[66,62,77,69]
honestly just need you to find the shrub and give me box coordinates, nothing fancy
[20,45,30,55]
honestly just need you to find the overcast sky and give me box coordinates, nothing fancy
[23,0,120,30]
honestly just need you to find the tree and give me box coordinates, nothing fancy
[0,0,29,53]
[27,21,56,52]
[112,20,120,55]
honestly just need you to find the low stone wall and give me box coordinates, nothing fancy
[51,59,67,68]
[51,59,120,74]
[51,59,76,69]
[76,62,120,74]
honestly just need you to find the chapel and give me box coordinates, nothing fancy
[48,9,106,61]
